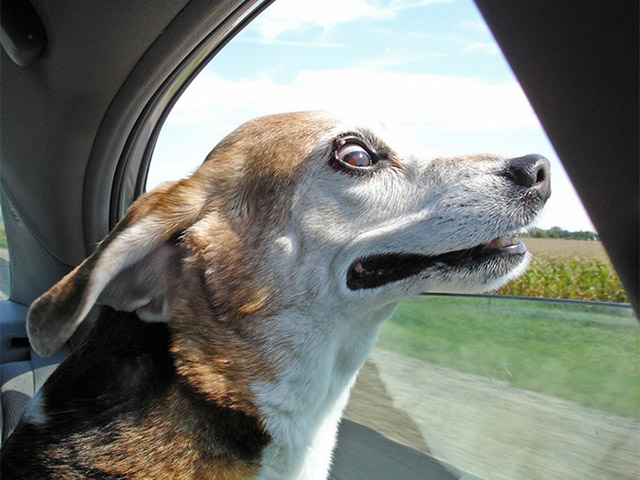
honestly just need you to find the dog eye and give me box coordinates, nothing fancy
[335,143,374,168]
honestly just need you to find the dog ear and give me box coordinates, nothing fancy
[27,180,207,356]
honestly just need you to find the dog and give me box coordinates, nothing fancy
[1,111,550,479]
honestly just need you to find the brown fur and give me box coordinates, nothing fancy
[169,258,277,417]
[43,386,260,480]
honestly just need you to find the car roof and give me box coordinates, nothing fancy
[1,0,270,304]
[1,0,637,313]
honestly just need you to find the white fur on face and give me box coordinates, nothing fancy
[249,114,547,478]
[271,118,540,312]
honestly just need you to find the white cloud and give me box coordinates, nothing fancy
[354,47,446,69]
[462,41,501,55]
[253,0,392,41]
[251,0,452,41]
[458,19,487,32]
[169,68,538,135]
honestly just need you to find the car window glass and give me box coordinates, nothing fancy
[146,1,639,478]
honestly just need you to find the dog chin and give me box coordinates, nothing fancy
[427,251,531,295]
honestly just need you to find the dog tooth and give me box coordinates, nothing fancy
[496,234,518,247]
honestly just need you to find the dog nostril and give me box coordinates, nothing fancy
[504,154,551,202]
[505,154,550,187]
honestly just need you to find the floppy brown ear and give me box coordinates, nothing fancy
[27,180,207,356]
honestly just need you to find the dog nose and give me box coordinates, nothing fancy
[505,154,551,201]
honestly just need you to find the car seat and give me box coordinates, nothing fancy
[1,301,71,446]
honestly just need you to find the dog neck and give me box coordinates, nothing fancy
[170,265,396,479]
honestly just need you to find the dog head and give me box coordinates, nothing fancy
[27,111,550,356]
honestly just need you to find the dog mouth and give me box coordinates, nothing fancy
[347,233,527,290]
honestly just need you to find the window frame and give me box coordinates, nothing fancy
[80,0,275,248]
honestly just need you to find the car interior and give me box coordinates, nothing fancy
[1,0,637,478]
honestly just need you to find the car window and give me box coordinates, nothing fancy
[146,1,639,479]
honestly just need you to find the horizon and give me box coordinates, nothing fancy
[148,0,596,232]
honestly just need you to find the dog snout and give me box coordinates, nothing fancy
[504,154,551,201]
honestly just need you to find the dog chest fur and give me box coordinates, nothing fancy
[253,304,391,479]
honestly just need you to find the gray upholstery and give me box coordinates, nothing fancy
[1,347,70,446]
[0,361,32,444]
[0,301,70,446]
[0,301,30,363]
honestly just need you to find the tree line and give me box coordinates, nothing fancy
[522,226,599,241]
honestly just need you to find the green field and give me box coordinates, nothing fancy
[497,256,627,302]
[497,238,627,302]
[377,295,639,418]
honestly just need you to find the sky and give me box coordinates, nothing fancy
[148,0,595,232]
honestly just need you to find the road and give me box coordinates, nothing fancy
[344,349,640,480]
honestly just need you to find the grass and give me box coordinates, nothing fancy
[377,295,640,418]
